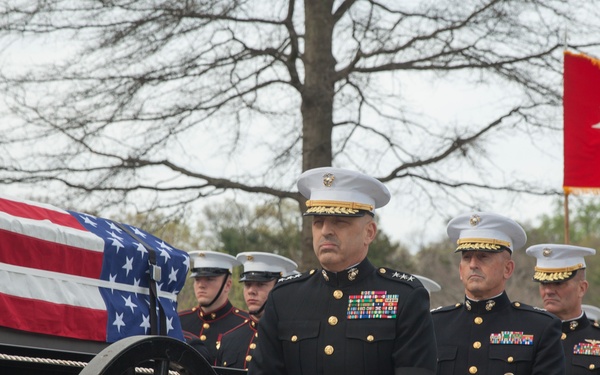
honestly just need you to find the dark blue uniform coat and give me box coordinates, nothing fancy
[249,258,437,375]
[216,318,258,369]
[431,292,565,375]
[561,313,600,374]
[179,301,250,361]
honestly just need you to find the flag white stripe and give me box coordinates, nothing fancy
[0,211,105,252]
[0,262,178,307]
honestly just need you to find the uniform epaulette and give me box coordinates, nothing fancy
[431,303,463,314]
[272,269,315,289]
[376,267,423,288]
[511,302,556,318]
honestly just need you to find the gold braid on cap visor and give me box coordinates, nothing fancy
[305,200,374,215]
[455,238,512,251]
[533,264,584,282]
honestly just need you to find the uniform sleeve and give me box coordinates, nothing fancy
[532,316,565,375]
[393,286,437,375]
[247,291,285,375]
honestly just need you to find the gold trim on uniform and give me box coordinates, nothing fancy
[305,199,374,215]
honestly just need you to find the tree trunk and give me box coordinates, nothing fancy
[299,0,336,269]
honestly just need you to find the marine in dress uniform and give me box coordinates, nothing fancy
[216,252,298,369]
[527,244,600,374]
[248,167,438,375]
[431,212,565,375]
[178,250,250,362]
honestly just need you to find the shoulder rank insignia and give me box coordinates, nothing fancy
[347,291,398,319]
[490,331,534,345]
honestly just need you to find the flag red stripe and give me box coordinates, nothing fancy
[0,292,107,341]
[0,229,103,278]
[563,51,600,190]
[0,197,85,231]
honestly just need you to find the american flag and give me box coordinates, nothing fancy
[0,195,189,343]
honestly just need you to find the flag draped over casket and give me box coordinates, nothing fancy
[0,195,190,343]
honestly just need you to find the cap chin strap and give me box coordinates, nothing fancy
[249,302,266,316]
[200,273,229,309]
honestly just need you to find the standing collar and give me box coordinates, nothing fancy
[562,312,591,333]
[463,291,511,314]
[320,258,374,287]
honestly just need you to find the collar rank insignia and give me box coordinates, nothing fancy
[574,341,600,356]
[490,331,534,345]
[347,291,398,319]
[485,300,496,311]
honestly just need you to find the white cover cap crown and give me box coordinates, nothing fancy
[525,244,595,283]
[237,252,298,281]
[297,167,390,216]
[188,250,241,277]
[447,212,527,253]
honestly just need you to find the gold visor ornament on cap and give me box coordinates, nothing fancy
[542,248,552,257]
[469,214,481,226]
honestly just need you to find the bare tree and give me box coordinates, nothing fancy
[0,0,598,267]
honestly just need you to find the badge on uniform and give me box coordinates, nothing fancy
[574,340,600,356]
[490,331,534,345]
[347,291,398,319]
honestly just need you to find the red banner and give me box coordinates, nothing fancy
[563,51,600,194]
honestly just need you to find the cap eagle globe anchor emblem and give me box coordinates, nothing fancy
[323,173,335,187]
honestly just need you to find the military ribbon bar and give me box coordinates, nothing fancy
[574,342,600,356]
[490,331,534,345]
[347,291,398,319]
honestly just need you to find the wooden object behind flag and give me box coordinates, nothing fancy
[563,51,600,194]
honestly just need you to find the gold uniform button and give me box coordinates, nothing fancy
[291,335,298,342]
[203,323,210,329]
[469,366,477,374]
[473,341,481,349]
[200,335,207,341]
[590,364,596,370]
[507,356,514,363]
[328,316,338,326]
[367,335,374,342]
[474,317,483,324]
[561,333,567,340]
[333,290,343,299]
[514,302,521,307]
[246,355,252,362]
[324,345,334,355]
[310,269,316,275]
[250,343,257,349]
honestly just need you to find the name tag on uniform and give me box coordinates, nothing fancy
[574,340,600,356]
[490,331,534,345]
[347,291,398,319]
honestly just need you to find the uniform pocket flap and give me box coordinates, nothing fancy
[346,322,396,342]
[437,346,458,361]
[489,344,533,362]
[277,320,320,342]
